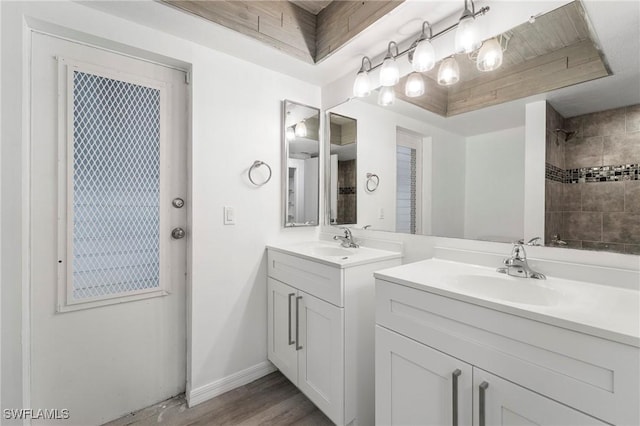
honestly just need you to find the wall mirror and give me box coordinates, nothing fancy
[327,113,357,225]
[283,100,320,227]
[325,1,640,254]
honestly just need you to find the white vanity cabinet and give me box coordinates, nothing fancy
[267,277,344,422]
[376,326,607,426]
[374,261,639,426]
[267,244,402,426]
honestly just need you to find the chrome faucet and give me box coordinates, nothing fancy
[333,227,359,248]
[497,241,546,279]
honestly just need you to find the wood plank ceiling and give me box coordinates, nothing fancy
[396,1,610,116]
[160,0,405,63]
[161,0,609,116]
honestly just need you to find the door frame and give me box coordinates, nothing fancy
[21,21,194,418]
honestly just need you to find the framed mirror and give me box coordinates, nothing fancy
[282,100,320,227]
[324,1,640,255]
[327,112,357,226]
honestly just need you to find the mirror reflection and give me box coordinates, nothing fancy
[328,113,357,225]
[325,1,640,254]
[283,100,320,227]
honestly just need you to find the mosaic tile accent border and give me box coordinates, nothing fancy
[567,164,639,183]
[545,163,565,183]
[339,186,356,195]
[545,163,639,183]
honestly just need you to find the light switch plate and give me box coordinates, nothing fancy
[224,206,236,225]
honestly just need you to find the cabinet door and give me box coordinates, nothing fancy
[473,369,608,426]
[376,326,473,426]
[297,291,345,425]
[267,278,298,384]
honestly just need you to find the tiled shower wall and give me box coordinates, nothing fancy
[337,159,357,224]
[545,103,640,254]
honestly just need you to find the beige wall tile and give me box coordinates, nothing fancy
[603,132,640,165]
[602,212,640,244]
[625,181,640,213]
[563,211,602,241]
[581,181,624,212]
[626,104,640,133]
[565,136,603,169]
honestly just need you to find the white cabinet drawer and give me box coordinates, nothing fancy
[268,250,343,307]
[376,279,640,426]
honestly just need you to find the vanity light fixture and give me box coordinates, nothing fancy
[352,0,490,103]
[410,22,436,72]
[455,0,482,54]
[295,120,307,138]
[286,126,296,141]
[437,57,460,86]
[379,41,400,86]
[475,35,506,72]
[353,56,373,97]
[378,85,395,106]
[405,72,425,98]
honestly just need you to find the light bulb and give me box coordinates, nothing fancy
[476,38,503,72]
[378,85,395,106]
[353,70,371,97]
[405,72,425,98]
[379,56,400,87]
[412,39,436,72]
[295,120,307,138]
[455,14,481,54]
[437,57,460,86]
[286,127,295,141]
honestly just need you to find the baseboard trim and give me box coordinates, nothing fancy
[186,361,277,407]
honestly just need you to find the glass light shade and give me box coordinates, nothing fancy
[455,15,481,54]
[405,72,425,98]
[378,85,395,106]
[286,127,296,141]
[353,70,372,97]
[437,57,460,86]
[379,56,400,86]
[295,120,307,138]
[476,38,503,72]
[412,39,436,72]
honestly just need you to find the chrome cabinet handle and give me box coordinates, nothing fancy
[295,296,303,351]
[479,381,489,426]
[288,293,295,345]
[452,369,462,426]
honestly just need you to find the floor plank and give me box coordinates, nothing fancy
[103,371,333,426]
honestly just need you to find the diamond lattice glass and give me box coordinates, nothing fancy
[72,71,161,300]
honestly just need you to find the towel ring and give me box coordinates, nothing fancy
[248,160,272,186]
[366,173,379,192]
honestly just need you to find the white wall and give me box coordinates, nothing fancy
[1,1,320,421]
[328,99,465,235]
[464,126,525,242]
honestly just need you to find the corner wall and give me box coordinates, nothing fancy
[1,1,320,421]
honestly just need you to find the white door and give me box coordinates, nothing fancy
[473,369,607,426]
[267,278,298,383]
[297,292,344,425]
[30,33,188,425]
[376,326,473,426]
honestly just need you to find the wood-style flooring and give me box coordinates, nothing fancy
[104,371,333,426]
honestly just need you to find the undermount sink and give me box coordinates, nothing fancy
[447,274,560,306]
[310,246,354,257]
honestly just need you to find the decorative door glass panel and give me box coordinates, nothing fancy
[71,70,161,300]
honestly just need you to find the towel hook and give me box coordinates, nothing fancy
[248,160,272,186]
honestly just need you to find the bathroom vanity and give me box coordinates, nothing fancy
[374,259,640,426]
[266,241,402,426]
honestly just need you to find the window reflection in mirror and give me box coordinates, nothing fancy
[328,113,357,225]
[283,100,320,227]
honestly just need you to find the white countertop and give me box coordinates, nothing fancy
[267,241,402,269]
[374,258,640,347]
